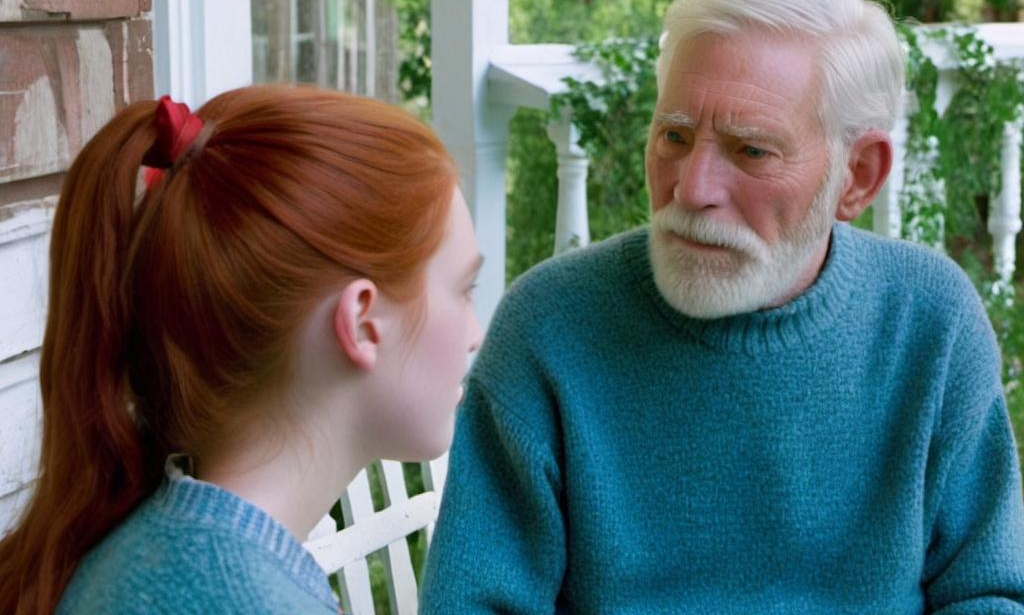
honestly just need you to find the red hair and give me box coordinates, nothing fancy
[0,85,457,614]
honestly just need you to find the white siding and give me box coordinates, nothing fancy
[0,202,53,533]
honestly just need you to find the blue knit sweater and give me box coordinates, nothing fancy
[421,223,1024,614]
[57,463,339,614]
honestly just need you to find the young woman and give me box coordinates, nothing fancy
[0,85,482,613]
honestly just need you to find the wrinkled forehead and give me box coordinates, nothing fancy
[655,30,826,136]
[669,28,824,88]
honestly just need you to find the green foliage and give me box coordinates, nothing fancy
[395,0,431,108]
[888,0,958,22]
[898,24,947,247]
[553,36,660,223]
[557,35,659,217]
[886,0,1021,22]
[508,37,661,281]
[513,37,659,281]
[506,109,559,281]
[987,0,1021,16]
[936,28,1024,239]
[509,0,672,44]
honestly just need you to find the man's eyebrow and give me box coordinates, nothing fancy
[719,124,787,148]
[652,112,695,128]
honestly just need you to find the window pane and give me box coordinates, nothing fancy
[297,0,316,33]
[250,0,400,100]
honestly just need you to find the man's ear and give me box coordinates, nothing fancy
[835,129,893,222]
[333,279,383,371]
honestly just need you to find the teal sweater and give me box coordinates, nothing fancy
[421,224,1024,614]
[57,464,339,614]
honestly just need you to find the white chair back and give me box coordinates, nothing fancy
[304,455,448,614]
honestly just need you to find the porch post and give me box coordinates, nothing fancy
[431,0,514,332]
[990,113,1023,288]
[547,113,590,253]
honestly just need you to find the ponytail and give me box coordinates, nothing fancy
[0,101,162,614]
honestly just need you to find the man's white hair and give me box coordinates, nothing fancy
[656,0,904,155]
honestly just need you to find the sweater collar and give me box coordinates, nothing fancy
[154,462,339,610]
[626,222,861,354]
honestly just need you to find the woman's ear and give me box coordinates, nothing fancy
[835,129,893,222]
[333,279,383,371]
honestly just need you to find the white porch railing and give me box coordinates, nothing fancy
[436,1,1024,330]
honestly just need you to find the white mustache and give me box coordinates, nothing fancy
[651,204,769,261]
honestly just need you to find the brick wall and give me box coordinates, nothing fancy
[0,0,153,533]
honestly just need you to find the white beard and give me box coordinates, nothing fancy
[648,155,845,319]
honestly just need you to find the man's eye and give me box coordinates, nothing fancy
[742,146,769,159]
[665,130,686,144]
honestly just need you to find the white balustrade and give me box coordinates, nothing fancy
[547,113,591,253]
[990,113,1024,286]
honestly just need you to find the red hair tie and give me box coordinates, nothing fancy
[142,95,205,188]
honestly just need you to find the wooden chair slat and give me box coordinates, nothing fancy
[373,461,420,612]
[422,453,448,496]
[306,491,439,572]
[335,468,376,613]
[379,460,409,506]
[341,468,375,524]
[339,558,375,615]
[380,541,419,615]
[305,457,446,613]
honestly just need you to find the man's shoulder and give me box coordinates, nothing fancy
[475,228,648,375]
[504,227,647,304]
[841,225,999,381]
[841,224,978,305]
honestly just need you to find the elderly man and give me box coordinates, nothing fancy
[419,0,1024,612]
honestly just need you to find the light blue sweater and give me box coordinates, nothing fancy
[57,464,339,614]
[421,223,1024,613]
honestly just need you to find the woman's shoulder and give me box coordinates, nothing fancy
[56,501,227,613]
[57,479,338,614]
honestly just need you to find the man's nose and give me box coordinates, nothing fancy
[673,141,729,211]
